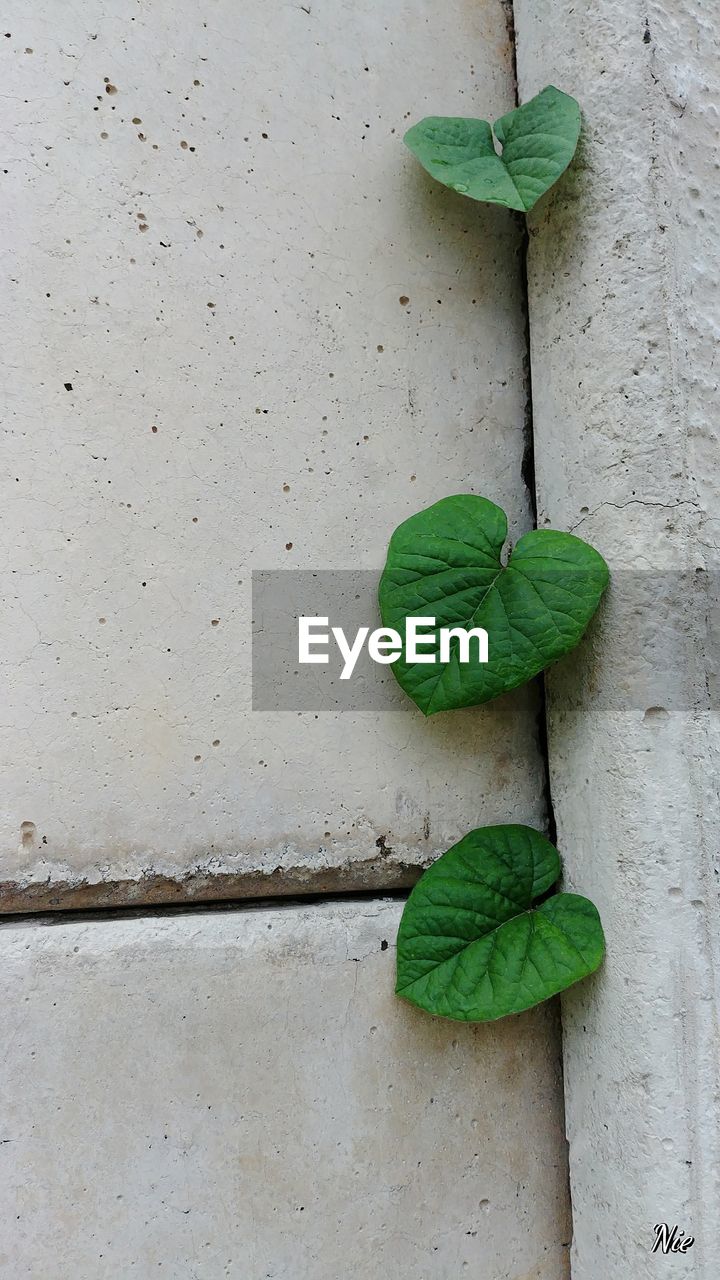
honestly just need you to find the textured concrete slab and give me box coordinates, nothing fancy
[0,0,543,908]
[0,901,570,1278]
[515,1,720,1276]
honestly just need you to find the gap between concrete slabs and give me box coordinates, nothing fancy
[0,858,421,916]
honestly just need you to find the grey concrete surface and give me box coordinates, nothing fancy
[515,1,720,1275]
[0,0,544,909]
[0,901,570,1279]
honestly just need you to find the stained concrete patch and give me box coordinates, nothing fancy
[0,901,570,1278]
[0,0,541,906]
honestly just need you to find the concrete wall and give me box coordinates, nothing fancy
[0,902,570,1279]
[0,0,545,910]
[0,2,572,1277]
[13,0,716,1272]
[515,1,720,1275]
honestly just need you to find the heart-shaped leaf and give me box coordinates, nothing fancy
[378,494,608,715]
[396,825,604,1022]
[404,85,581,212]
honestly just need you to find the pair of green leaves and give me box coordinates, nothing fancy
[404,85,581,211]
[381,496,608,1018]
[381,496,608,1020]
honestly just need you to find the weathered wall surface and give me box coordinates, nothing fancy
[0,0,545,908]
[0,4,572,1277]
[515,1,720,1275]
[0,901,571,1279]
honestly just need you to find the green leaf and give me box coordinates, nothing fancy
[396,825,604,1022]
[403,85,581,212]
[378,494,608,716]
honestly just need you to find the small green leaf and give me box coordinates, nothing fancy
[403,85,581,212]
[396,825,604,1022]
[378,494,608,715]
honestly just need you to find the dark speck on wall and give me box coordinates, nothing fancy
[64,382,73,391]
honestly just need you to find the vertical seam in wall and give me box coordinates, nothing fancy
[518,224,558,846]
[503,0,558,847]
[518,161,572,1278]
[504,3,570,1269]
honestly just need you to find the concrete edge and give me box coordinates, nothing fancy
[0,858,421,914]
